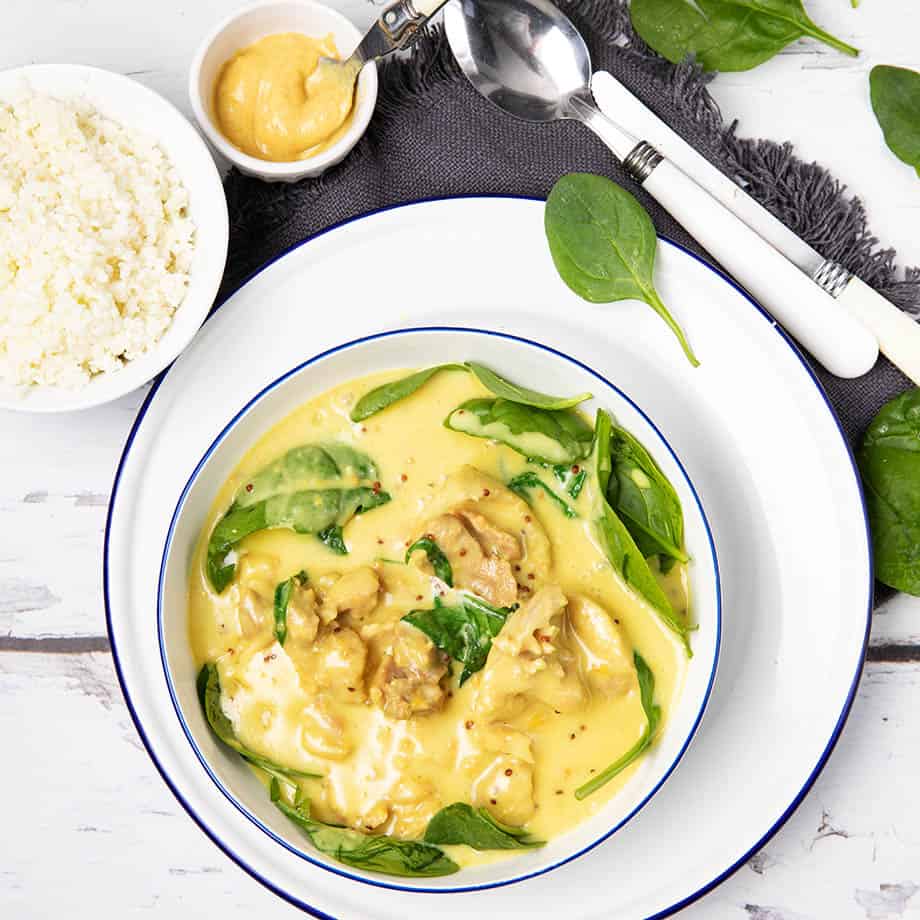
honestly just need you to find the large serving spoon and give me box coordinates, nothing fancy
[444,0,880,378]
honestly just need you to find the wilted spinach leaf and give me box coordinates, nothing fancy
[608,426,688,564]
[424,803,544,849]
[207,487,390,592]
[508,471,577,518]
[272,570,308,646]
[197,663,320,782]
[406,537,453,586]
[545,174,699,367]
[466,361,591,410]
[445,397,594,465]
[630,0,858,72]
[350,364,466,422]
[402,595,516,685]
[318,524,348,555]
[270,779,457,877]
[576,652,661,799]
[857,388,920,595]
[592,411,691,654]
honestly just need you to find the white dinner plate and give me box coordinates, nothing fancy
[105,196,871,918]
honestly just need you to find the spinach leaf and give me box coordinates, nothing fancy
[272,570,308,646]
[553,462,587,498]
[465,361,592,410]
[575,652,661,799]
[424,803,545,849]
[857,388,920,595]
[870,66,920,178]
[406,537,453,586]
[592,411,691,655]
[445,397,594,465]
[270,779,458,877]
[545,174,699,367]
[318,524,348,555]
[630,0,858,72]
[207,487,390,592]
[508,471,577,518]
[197,663,320,782]
[608,426,689,564]
[235,444,378,509]
[350,365,467,422]
[402,595,515,685]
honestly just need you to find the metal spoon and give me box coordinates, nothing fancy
[444,0,879,378]
[313,0,449,98]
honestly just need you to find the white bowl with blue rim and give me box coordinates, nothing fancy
[156,326,721,892]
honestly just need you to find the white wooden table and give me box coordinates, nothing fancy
[2,2,919,917]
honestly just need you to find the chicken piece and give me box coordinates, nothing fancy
[369,623,448,719]
[388,776,442,838]
[311,626,368,702]
[235,554,277,640]
[455,507,522,561]
[421,514,518,607]
[412,467,553,595]
[299,697,351,759]
[476,587,586,719]
[566,596,637,697]
[494,585,567,658]
[320,567,380,624]
[473,723,535,764]
[472,754,536,827]
[285,583,320,645]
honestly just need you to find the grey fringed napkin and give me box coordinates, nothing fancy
[221,0,918,447]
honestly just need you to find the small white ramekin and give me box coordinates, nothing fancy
[189,0,378,183]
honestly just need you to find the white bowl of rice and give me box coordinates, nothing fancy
[0,64,228,412]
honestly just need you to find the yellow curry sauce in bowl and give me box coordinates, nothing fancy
[159,328,720,889]
[189,0,377,182]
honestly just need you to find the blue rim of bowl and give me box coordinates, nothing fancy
[102,194,872,918]
[154,324,722,894]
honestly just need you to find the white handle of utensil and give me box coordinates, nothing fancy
[412,0,448,16]
[836,276,920,383]
[591,71,824,276]
[641,159,879,377]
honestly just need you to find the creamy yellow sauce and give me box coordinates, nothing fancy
[189,370,688,870]
[214,32,356,162]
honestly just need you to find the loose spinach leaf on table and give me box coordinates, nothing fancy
[545,174,699,367]
[406,537,454,586]
[629,0,858,72]
[197,663,320,782]
[272,570,308,646]
[402,595,516,685]
[270,779,458,877]
[508,471,577,518]
[465,361,592,410]
[350,364,467,422]
[608,426,689,564]
[857,388,920,595]
[207,487,390,592]
[576,652,661,799]
[870,66,920,178]
[424,803,545,850]
[592,411,692,655]
[445,397,595,465]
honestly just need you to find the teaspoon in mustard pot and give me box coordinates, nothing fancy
[444,0,879,379]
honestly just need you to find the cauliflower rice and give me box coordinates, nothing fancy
[0,91,196,389]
